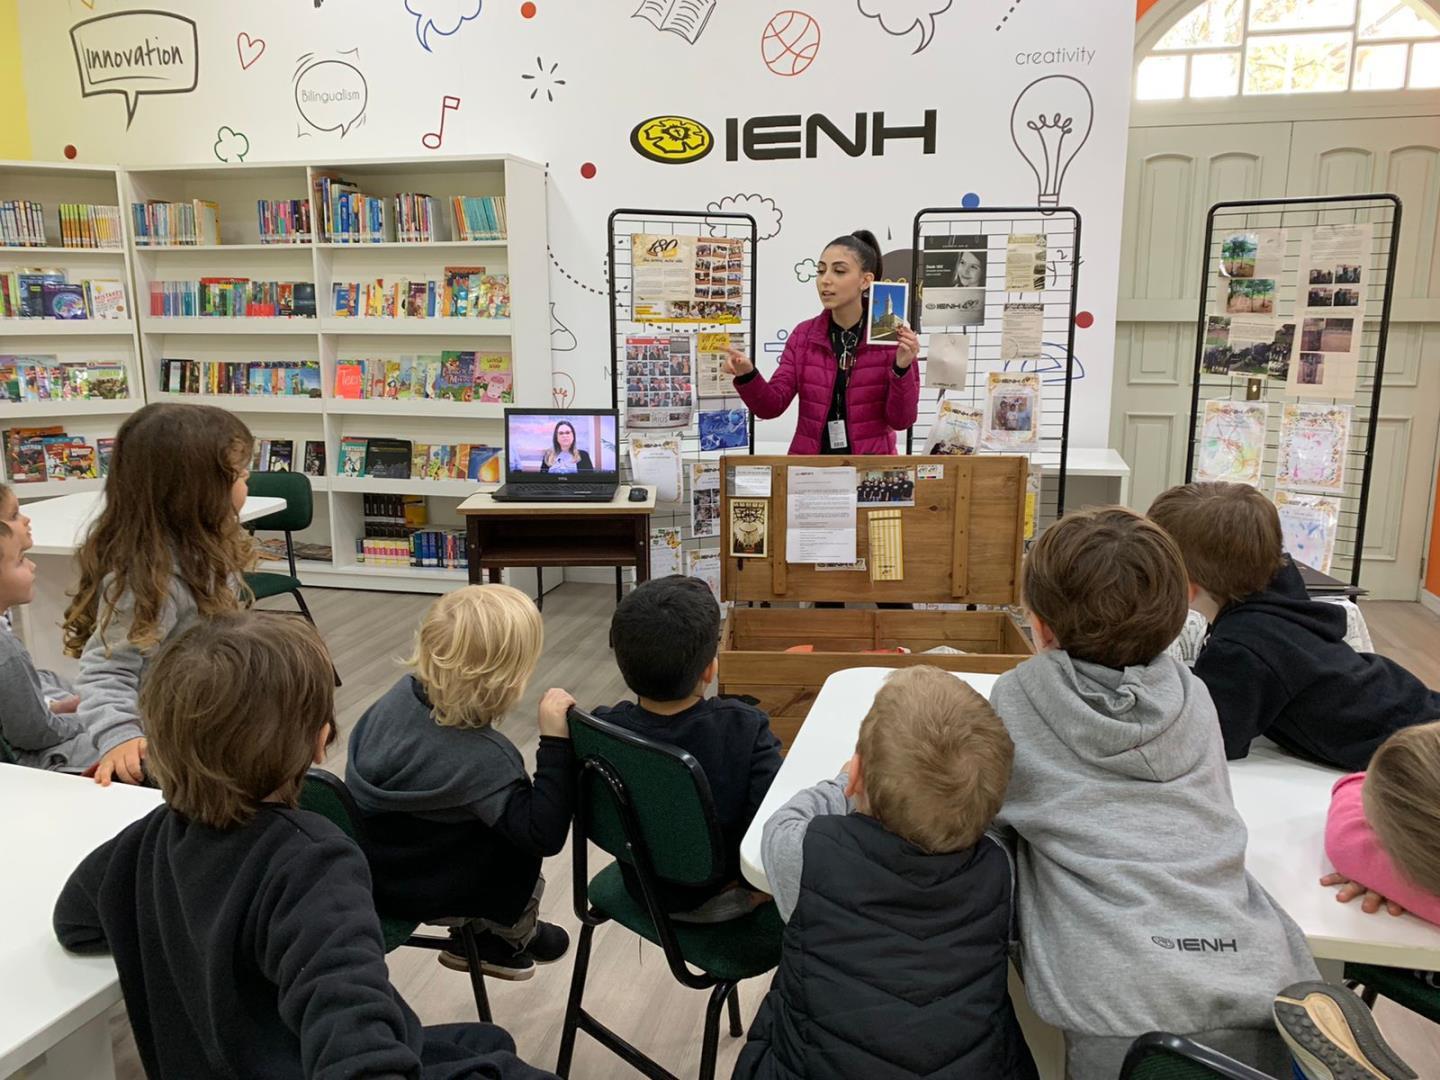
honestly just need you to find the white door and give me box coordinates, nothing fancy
[1110,122,1291,513]
[1285,118,1440,599]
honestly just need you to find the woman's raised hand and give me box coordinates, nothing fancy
[724,349,755,378]
[895,323,920,369]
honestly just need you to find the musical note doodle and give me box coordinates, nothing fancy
[421,95,461,150]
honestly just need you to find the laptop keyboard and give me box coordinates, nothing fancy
[503,484,612,500]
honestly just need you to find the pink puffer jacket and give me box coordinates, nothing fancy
[734,312,920,454]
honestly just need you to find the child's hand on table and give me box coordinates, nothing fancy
[538,688,577,739]
[1321,872,1407,917]
[93,737,148,786]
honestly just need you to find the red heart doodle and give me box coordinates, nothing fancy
[236,32,266,71]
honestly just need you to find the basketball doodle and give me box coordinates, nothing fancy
[761,10,820,77]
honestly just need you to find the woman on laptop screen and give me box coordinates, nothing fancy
[540,420,593,474]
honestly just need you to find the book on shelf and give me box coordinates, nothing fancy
[0,201,49,247]
[450,196,507,241]
[161,358,322,398]
[313,173,389,244]
[148,279,316,318]
[332,352,512,403]
[58,203,124,249]
[302,440,326,476]
[329,272,510,320]
[394,193,437,243]
[256,536,332,563]
[256,198,314,245]
[354,495,467,569]
[338,436,368,477]
[364,437,413,479]
[1,356,129,402]
[334,437,498,482]
[131,199,220,246]
[250,438,296,472]
[3,425,112,483]
[0,270,129,320]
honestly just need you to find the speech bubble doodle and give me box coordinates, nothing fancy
[856,0,953,54]
[405,0,483,53]
[706,193,783,241]
[213,125,249,162]
[70,11,199,129]
[794,258,818,283]
[294,56,368,138]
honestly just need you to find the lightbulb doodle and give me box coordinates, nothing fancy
[521,56,566,102]
[1010,75,1092,210]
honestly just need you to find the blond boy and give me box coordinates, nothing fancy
[734,666,1038,1080]
[346,584,575,979]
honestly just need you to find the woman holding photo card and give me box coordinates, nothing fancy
[723,229,919,454]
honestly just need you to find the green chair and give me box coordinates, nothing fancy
[244,471,318,625]
[298,769,493,1022]
[556,707,783,1080]
[1119,1033,1276,1080]
[1346,962,1440,1024]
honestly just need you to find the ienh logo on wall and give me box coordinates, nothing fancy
[630,110,938,165]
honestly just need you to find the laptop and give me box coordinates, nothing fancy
[490,407,620,503]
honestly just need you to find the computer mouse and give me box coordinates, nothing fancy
[629,487,648,501]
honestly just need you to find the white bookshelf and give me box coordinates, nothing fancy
[121,154,549,593]
[0,161,146,497]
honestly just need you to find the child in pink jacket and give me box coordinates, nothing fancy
[1323,719,1440,930]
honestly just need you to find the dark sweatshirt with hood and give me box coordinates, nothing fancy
[1194,557,1440,770]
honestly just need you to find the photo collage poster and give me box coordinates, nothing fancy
[623,231,752,604]
[630,232,743,325]
[1288,223,1368,400]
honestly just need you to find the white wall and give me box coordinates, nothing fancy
[19,0,1135,446]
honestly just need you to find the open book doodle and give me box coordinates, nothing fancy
[1274,491,1340,575]
[1276,402,1350,495]
[632,0,716,44]
[1195,400,1268,487]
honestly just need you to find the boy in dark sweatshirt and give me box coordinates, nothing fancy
[53,611,552,1080]
[594,575,782,921]
[736,666,1037,1080]
[346,584,575,979]
[1149,482,1439,770]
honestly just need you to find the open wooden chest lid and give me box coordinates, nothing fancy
[717,454,1027,607]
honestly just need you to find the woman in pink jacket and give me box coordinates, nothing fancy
[723,230,920,454]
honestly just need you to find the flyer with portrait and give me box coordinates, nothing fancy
[919,233,986,329]
[983,372,1040,450]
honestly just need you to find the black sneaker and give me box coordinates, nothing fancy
[1273,981,1418,1080]
[522,921,570,965]
[438,928,535,981]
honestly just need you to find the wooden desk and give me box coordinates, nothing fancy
[457,487,656,606]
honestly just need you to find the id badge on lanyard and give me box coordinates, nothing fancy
[827,419,848,449]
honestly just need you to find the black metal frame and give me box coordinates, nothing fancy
[1184,193,1402,588]
[299,770,491,1022]
[1119,1031,1274,1080]
[909,205,1082,523]
[556,710,743,1080]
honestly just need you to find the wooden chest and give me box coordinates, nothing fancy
[717,454,1034,750]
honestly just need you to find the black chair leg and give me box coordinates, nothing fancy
[555,922,596,1077]
[1359,984,1379,1008]
[458,926,493,1023]
[726,984,742,1038]
[536,568,544,613]
[615,567,623,604]
[698,982,733,1080]
[291,587,315,624]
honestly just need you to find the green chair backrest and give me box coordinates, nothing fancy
[247,470,313,533]
[1119,1033,1273,1080]
[298,769,361,843]
[568,707,725,887]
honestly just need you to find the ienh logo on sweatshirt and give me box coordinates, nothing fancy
[1151,935,1239,953]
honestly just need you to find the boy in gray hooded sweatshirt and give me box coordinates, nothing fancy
[991,507,1318,1079]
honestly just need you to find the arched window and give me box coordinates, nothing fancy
[1137,0,1440,100]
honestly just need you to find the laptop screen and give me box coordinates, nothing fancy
[505,410,618,479]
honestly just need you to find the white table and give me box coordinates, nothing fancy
[741,666,1440,970]
[0,764,164,1079]
[14,492,286,679]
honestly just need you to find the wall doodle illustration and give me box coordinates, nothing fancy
[856,0,952,54]
[213,125,249,162]
[706,193,782,240]
[1011,74,1093,209]
[761,11,820,76]
[70,10,199,129]
[520,57,566,102]
[406,0,484,52]
[293,51,368,138]
[236,32,266,70]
